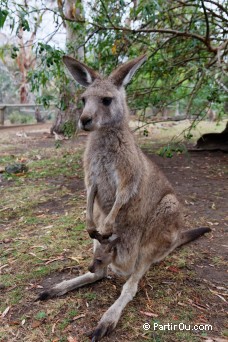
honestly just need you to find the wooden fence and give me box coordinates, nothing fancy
[0,104,48,125]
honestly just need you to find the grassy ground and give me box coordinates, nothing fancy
[130,118,227,146]
[0,121,227,342]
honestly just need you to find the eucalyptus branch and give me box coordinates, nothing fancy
[206,8,228,23]
[99,0,115,27]
[215,77,228,93]
[45,23,64,45]
[76,28,101,50]
[201,0,210,43]
[90,23,218,53]
[204,0,228,16]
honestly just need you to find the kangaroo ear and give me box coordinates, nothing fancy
[109,54,147,87]
[63,56,100,87]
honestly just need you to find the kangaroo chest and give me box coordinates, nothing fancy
[86,151,119,213]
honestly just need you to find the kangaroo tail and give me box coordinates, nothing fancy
[177,227,211,248]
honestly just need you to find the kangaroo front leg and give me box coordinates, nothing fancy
[86,184,98,238]
[37,268,107,301]
[86,184,112,243]
[91,258,151,341]
[103,182,137,236]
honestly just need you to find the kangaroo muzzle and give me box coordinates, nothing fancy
[80,115,93,131]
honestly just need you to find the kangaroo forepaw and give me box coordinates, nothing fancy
[101,232,113,240]
[88,229,101,239]
[35,290,53,301]
[88,230,112,244]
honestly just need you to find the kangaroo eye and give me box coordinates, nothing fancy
[81,97,85,105]
[102,97,112,106]
[96,259,102,264]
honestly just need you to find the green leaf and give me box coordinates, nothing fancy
[0,8,8,28]
[21,18,30,31]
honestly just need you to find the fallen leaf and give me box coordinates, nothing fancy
[14,172,27,177]
[2,238,12,243]
[167,266,180,273]
[9,321,20,326]
[187,299,208,312]
[16,132,28,138]
[177,302,187,307]
[67,336,78,342]
[30,245,47,250]
[71,314,85,321]
[31,320,42,328]
[1,306,10,317]
[18,157,27,163]
[209,289,227,302]
[140,310,158,318]
[0,264,9,272]
[207,221,219,226]
[52,322,57,333]
[68,256,84,262]
[41,225,54,230]
[45,256,65,265]
[53,131,65,140]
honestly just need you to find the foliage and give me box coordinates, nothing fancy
[157,143,187,158]
[8,111,34,124]
[0,0,227,132]
[0,8,8,28]
[27,43,66,108]
[62,120,76,138]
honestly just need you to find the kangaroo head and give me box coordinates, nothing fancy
[88,236,120,273]
[63,55,147,131]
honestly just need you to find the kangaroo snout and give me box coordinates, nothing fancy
[88,263,95,273]
[80,115,93,131]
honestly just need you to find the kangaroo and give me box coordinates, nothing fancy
[37,55,211,341]
[196,121,228,151]
[88,227,209,275]
[88,235,120,274]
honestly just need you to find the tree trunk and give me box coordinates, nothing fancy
[50,104,82,135]
[51,0,84,135]
[35,107,45,123]
[17,1,38,105]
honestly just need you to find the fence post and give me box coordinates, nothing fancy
[0,106,6,125]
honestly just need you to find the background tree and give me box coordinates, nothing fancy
[50,0,85,135]
[0,0,227,137]
[0,62,17,103]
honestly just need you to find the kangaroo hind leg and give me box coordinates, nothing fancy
[90,255,152,341]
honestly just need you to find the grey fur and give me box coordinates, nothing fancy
[38,56,210,341]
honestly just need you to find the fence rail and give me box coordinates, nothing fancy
[0,104,52,125]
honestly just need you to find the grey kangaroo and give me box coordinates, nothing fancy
[88,228,209,276]
[196,121,228,151]
[88,235,120,274]
[38,55,211,341]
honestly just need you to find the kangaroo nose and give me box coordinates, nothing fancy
[88,264,95,273]
[81,116,92,130]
